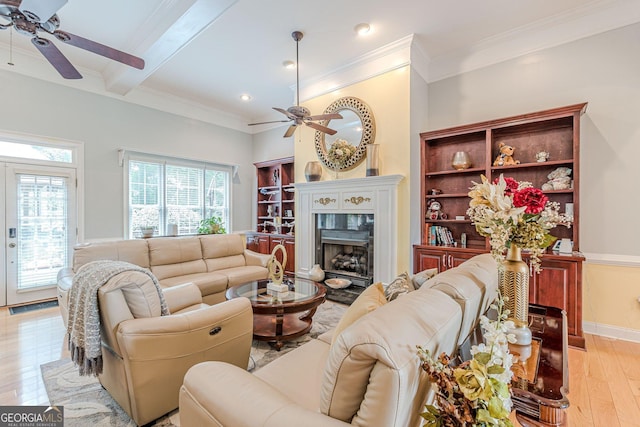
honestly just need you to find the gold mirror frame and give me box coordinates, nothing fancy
[314,96,376,171]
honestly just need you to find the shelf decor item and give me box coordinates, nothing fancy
[140,226,155,238]
[308,264,325,282]
[451,151,471,170]
[365,143,380,176]
[304,161,322,182]
[467,174,573,344]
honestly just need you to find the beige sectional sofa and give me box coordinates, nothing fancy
[57,233,270,326]
[179,253,499,427]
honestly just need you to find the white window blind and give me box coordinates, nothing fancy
[126,154,231,238]
[17,174,69,289]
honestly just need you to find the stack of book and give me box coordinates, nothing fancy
[425,223,455,246]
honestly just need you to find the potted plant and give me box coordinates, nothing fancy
[197,216,226,234]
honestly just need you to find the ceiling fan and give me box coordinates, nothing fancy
[0,0,144,79]
[248,30,342,138]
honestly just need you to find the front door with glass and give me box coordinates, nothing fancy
[3,163,77,305]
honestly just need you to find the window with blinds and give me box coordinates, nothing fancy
[17,174,69,289]
[127,156,230,238]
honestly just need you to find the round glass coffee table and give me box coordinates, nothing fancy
[226,277,326,350]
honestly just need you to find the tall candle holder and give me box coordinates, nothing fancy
[366,144,380,176]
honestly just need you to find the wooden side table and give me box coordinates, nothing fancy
[460,303,569,426]
[510,303,569,426]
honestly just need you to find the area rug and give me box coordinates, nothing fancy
[40,300,347,427]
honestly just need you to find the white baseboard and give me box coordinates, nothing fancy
[583,321,640,343]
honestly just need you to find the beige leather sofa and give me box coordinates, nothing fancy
[58,233,270,327]
[179,254,499,427]
[94,272,253,426]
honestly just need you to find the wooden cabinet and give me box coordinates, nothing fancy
[531,256,584,348]
[270,235,295,275]
[247,233,295,275]
[414,103,587,348]
[246,233,270,254]
[250,157,296,276]
[414,246,477,272]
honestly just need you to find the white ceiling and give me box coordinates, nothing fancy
[1,0,639,133]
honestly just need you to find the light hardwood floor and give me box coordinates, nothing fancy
[1,303,639,426]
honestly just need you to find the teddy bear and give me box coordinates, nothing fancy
[493,142,521,166]
[541,167,572,191]
[426,199,446,220]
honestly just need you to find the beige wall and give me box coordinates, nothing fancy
[584,263,640,338]
[294,67,412,275]
[427,23,640,339]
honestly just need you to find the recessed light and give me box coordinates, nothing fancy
[354,23,371,36]
[282,60,296,69]
[240,94,252,101]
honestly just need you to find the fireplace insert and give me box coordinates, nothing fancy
[315,213,373,288]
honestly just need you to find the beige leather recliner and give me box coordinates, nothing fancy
[95,271,253,426]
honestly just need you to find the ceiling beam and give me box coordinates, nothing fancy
[103,0,237,95]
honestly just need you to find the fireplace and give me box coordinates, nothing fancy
[295,174,403,285]
[316,214,374,287]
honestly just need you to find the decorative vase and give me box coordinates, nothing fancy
[308,264,325,282]
[366,144,380,176]
[304,161,322,182]
[451,151,472,170]
[498,244,532,345]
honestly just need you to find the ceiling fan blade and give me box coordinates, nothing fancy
[19,0,67,23]
[273,107,297,121]
[53,30,144,70]
[283,125,297,138]
[306,113,343,121]
[31,36,81,79]
[248,119,291,126]
[305,121,337,135]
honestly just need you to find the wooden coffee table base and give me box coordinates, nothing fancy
[252,308,318,351]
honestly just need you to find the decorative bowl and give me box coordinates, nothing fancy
[325,278,352,289]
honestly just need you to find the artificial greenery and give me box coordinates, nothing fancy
[197,216,226,234]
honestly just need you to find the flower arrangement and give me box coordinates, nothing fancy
[418,292,516,427]
[327,138,356,169]
[467,174,572,272]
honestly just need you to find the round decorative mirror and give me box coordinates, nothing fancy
[314,96,375,171]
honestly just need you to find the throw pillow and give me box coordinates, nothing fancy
[331,282,387,345]
[411,267,439,289]
[383,272,412,301]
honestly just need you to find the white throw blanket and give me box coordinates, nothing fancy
[67,260,169,376]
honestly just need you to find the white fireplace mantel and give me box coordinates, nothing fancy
[295,174,404,284]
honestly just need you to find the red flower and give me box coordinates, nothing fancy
[513,187,548,214]
[494,176,519,195]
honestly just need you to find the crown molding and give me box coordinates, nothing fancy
[428,0,640,82]
[0,44,248,132]
[298,34,415,103]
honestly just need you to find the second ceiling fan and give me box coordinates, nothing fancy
[249,30,342,138]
